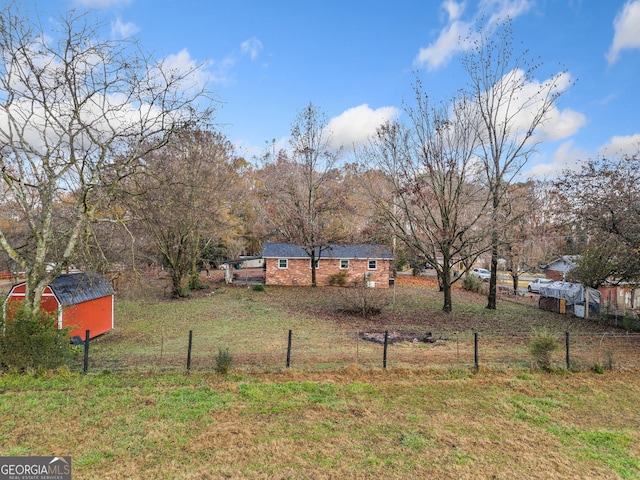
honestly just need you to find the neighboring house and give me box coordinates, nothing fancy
[541,255,579,281]
[5,272,115,340]
[599,284,639,311]
[262,243,393,288]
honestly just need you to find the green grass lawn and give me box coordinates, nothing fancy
[85,279,640,373]
[2,278,640,478]
[1,369,639,479]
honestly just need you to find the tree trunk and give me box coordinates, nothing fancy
[441,268,452,313]
[486,227,499,310]
[310,251,317,287]
[22,266,54,313]
[171,270,184,298]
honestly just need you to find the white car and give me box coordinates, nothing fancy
[527,278,553,293]
[470,268,491,281]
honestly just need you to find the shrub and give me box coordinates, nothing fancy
[462,274,483,293]
[529,328,558,372]
[328,271,349,286]
[215,348,233,374]
[604,349,615,371]
[621,312,640,331]
[252,284,265,292]
[336,280,390,316]
[0,304,77,373]
[188,273,206,291]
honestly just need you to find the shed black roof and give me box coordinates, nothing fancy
[262,242,393,260]
[48,272,114,306]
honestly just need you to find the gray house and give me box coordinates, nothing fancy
[542,255,578,281]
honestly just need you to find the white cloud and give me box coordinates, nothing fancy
[0,19,212,169]
[161,47,247,88]
[414,0,533,71]
[414,1,472,70]
[73,0,132,8]
[535,108,586,142]
[190,37,263,84]
[525,140,586,178]
[483,0,533,27]
[236,136,288,161]
[241,38,263,61]
[414,19,473,71]
[532,72,587,142]
[443,0,465,21]
[606,0,640,64]
[598,133,640,157]
[476,69,585,146]
[525,133,640,179]
[110,17,139,38]
[161,49,212,89]
[327,104,400,149]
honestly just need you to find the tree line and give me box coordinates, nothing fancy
[0,3,637,314]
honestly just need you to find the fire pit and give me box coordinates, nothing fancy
[359,331,439,344]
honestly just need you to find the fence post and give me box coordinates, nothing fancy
[286,329,292,368]
[474,332,479,371]
[186,330,193,371]
[355,330,359,365]
[383,330,388,369]
[83,330,90,374]
[565,331,570,370]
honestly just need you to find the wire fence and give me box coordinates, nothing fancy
[75,328,640,374]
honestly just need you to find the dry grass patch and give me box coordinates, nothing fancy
[3,275,639,477]
[86,276,640,374]
[3,370,639,478]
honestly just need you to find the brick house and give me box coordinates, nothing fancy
[262,243,393,288]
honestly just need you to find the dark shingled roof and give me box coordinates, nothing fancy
[48,272,114,306]
[262,242,393,260]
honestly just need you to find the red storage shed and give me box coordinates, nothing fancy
[5,272,115,339]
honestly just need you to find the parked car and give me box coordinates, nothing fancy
[470,268,491,281]
[527,278,553,293]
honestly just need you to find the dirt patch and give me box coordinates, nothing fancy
[359,330,443,344]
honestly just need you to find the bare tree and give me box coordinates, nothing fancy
[260,103,344,286]
[554,154,640,287]
[0,5,213,310]
[122,129,240,297]
[499,180,572,288]
[361,88,489,312]
[499,182,542,294]
[462,20,569,309]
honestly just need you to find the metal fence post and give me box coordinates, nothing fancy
[474,332,479,371]
[286,329,292,368]
[383,330,388,369]
[186,330,193,371]
[83,330,90,374]
[565,331,570,370]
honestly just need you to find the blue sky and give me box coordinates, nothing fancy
[33,0,640,177]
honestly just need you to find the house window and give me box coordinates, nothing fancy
[368,260,377,270]
[340,259,350,269]
[310,259,320,269]
[278,259,288,269]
